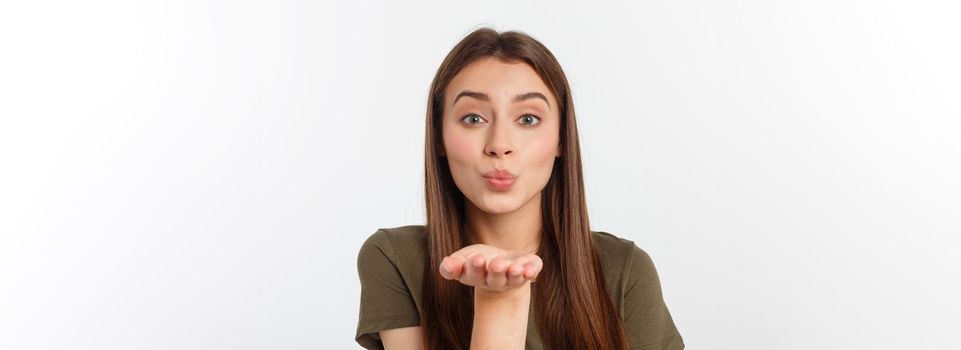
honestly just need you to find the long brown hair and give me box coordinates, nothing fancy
[420,27,630,350]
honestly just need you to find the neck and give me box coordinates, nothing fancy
[464,192,543,255]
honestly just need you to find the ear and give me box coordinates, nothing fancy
[555,143,562,158]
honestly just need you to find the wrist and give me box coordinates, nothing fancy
[474,282,531,303]
[470,282,531,349]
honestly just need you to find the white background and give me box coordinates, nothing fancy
[1,0,959,349]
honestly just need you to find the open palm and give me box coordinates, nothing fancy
[438,244,543,293]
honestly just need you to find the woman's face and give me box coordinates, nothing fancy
[441,57,561,214]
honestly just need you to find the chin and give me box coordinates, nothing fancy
[480,203,519,214]
[472,194,522,214]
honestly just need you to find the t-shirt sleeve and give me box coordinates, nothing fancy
[623,243,685,350]
[355,229,421,349]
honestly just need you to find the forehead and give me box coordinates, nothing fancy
[445,57,555,105]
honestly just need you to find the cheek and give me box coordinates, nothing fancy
[520,129,560,188]
[528,128,560,164]
[442,126,483,184]
[442,127,478,160]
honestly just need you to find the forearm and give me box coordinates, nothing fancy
[470,283,531,350]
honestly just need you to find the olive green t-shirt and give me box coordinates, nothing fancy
[355,225,684,350]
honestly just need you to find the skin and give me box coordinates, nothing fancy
[439,55,560,289]
[380,57,562,350]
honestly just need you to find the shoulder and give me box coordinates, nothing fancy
[596,231,683,348]
[363,225,427,247]
[590,230,660,298]
[357,224,428,275]
[591,229,646,265]
[592,230,658,278]
[355,225,427,347]
[360,224,427,252]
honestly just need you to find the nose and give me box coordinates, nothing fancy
[484,121,514,158]
[485,144,513,158]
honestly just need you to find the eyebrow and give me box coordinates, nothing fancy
[451,90,552,111]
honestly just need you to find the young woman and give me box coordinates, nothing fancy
[356,27,684,350]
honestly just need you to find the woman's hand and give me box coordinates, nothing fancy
[438,244,543,293]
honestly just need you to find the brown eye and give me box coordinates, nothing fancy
[461,114,486,125]
[519,114,541,127]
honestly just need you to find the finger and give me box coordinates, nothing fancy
[506,260,527,286]
[514,255,543,280]
[465,254,487,283]
[486,256,510,289]
[439,256,465,280]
